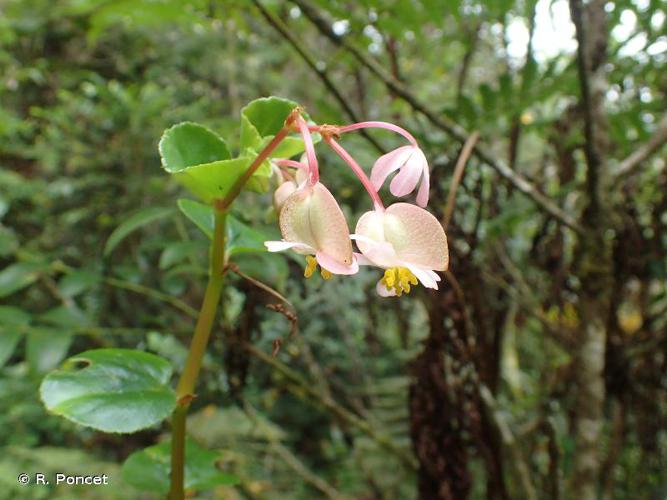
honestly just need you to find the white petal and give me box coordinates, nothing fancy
[376,280,397,297]
[405,264,440,289]
[353,252,376,266]
[264,240,314,253]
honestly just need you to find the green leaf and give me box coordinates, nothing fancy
[171,156,272,203]
[104,207,175,257]
[0,225,18,257]
[240,96,311,158]
[58,270,101,298]
[176,198,272,255]
[159,241,206,270]
[177,198,214,239]
[243,97,299,137]
[159,122,231,173]
[226,216,273,256]
[26,304,90,373]
[122,439,239,494]
[0,306,30,368]
[27,328,74,373]
[86,0,202,43]
[0,262,44,298]
[40,348,176,433]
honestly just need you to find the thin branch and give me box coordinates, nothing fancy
[479,385,538,500]
[612,112,667,179]
[290,0,583,233]
[456,22,482,103]
[442,131,479,231]
[243,342,418,471]
[252,0,385,153]
[104,277,198,318]
[242,401,347,500]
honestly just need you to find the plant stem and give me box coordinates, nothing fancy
[169,209,226,500]
[168,111,297,499]
[215,107,300,212]
[325,136,385,211]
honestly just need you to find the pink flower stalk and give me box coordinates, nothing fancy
[265,118,358,278]
[324,136,384,211]
[296,116,319,184]
[352,203,448,297]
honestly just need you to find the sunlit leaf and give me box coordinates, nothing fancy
[240,96,312,158]
[171,156,271,203]
[159,122,231,173]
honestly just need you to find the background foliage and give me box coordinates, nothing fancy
[1,0,665,498]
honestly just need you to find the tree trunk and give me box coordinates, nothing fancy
[409,289,472,500]
[568,1,612,498]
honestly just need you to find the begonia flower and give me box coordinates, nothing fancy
[265,116,358,278]
[353,203,448,296]
[370,145,430,207]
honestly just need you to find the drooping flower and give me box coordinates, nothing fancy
[265,116,358,278]
[353,203,448,296]
[265,182,359,277]
[370,145,430,207]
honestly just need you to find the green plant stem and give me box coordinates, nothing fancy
[168,113,297,499]
[169,209,226,500]
[169,406,188,498]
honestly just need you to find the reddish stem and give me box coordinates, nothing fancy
[296,116,319,184]
[337,121,418,145]
[326,137,384,211]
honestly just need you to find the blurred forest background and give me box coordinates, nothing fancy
[1,0,666,499]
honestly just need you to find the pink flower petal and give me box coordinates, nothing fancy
[308,183,355,266]
[383,203,448,271]
[353,214,400,268]
[388,148,425,197]
[315,251,359,275]
[273,181,297,213]
[370,146,412,191]
[278,183,354,267]
[279,186,318,249]
[415,162,430,207]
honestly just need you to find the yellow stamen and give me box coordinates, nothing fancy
[304,256,334,281]
[304,255,318,278]
[381,267,418,296]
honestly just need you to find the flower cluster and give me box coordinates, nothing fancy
[265,113,448,297]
